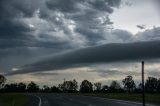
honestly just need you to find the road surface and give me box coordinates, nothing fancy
[28,93,158,106]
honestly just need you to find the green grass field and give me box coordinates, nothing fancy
[69,93,160,104]
[0,93,29,106]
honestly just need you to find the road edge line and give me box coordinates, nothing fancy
[26,94,42,106]
[34,95,42,106]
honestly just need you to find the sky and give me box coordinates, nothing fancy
[0,0,160,86]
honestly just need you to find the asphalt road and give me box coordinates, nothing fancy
[29,93,158,106]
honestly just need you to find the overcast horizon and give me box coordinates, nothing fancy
[0,0,160,86]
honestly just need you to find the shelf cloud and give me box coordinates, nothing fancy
[6,40,160,75]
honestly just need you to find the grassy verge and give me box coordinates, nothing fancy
[0,93,29,106]
[67,93,160,104]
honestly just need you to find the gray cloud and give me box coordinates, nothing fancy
[46,0,80,13]
[148,71,160,78]
[44,0,122,46]
[0,0,123,74]
[32,72,58,76]
[0,0,122,49]
[0,47,62,72]
[1,0,160,76]
[88,69,124,77]
[136,27,160,41]
[46,0,121,13]
[6,40,160,75]
[0,0,41,48]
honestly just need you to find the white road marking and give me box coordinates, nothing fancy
[26,94,42,106]
[34,95,42,106]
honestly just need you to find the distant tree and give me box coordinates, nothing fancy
[101,85,109,92]
[109,81,121,92]
[43,85,50,92]
[58,83,64,92]
[2,82,26,92]
[145,77,158,93]
[72,79,78,92]
[51,86,60,92]
[17,82,26,92]
[135,83,142,93]
[80,80,93,93]
[58,79,78,93]
[157,78,160,92]
[4,83,18,92]
[27,81,39,92]
[94,82,102,91]
[122,75,136,93]
[0,74,6,89]
[64,81,73,92]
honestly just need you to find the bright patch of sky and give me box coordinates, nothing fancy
[110,0,160,34]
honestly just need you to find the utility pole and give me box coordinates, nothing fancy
[142,61,145,106]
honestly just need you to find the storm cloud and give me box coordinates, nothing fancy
[0,0,123,73]
[6,40,160,75]
[1,0,160,79]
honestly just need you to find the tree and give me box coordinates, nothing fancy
[64,81,73,92]
[58,79,78,92]
[157,78,160,92]
[94,82,102,91]
[4,83,19,92]
[109,81,121,92]
[101,85,109,92]
[0,74,6,89]
[122,75,136,93]
[72,79,78,92]
[80,80,93,93]
[27,81,39,92]
[51,86,60,92]
[17,82,26,92]
[43,85,50,92]
[58,83,64,92]
[145,77,158,93]
[135,83,142,93]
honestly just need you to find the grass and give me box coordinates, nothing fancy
[1,93,160,105]
[0,93,29,106]
[67,93,160,104]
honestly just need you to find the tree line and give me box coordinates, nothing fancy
[0,74,160,93]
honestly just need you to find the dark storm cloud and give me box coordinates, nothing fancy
[46,0,121,13]
[46,0,79,13]
[0,0,42,18]
[0,0,42,48]
[86,0,121,13]
[6,40,160,75]
[0,0,122,49]
[0,0,123,74]
[1,0,160,76]
[44,0,121,45]
[0,47,65,73]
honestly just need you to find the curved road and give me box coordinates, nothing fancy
[30,93,158,106]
